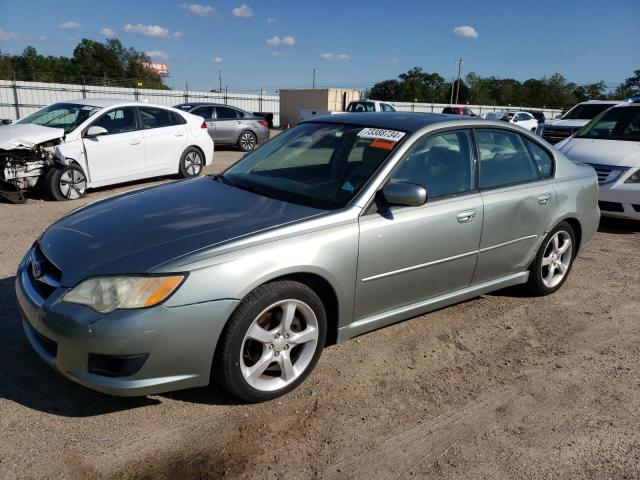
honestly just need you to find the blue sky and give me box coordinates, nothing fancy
[0,0,638,92]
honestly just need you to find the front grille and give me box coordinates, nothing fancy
[541,127,577,144]
[29,244,62,300]
[599,201,624,212]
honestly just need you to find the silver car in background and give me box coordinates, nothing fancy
[16,113,599,403]
[174,103,270,151]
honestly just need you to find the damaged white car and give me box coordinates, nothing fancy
[0,99,213,202]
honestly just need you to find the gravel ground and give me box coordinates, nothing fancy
[1,143,639,479]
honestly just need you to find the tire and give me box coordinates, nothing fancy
[178,147,204,178]
[526,221,576,296]
[43,163,87,201]
[237,130,257,152]
[214,280,327,403]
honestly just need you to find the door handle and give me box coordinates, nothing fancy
[129,138,142,145]
[456,210,476,223]
[537,194,552,205]
[236,121,242,124]
[174,132,185,137]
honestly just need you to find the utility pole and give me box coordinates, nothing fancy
[312,68,317,89]
[218,70,222,93]
[449,76,455,106]
[454,58,464,105]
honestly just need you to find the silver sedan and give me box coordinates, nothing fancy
[16,113,599,402]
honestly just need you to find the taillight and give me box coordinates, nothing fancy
[257,120,269,128]
[201,121,207,128]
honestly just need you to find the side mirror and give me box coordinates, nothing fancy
[381,182,427,207]
[85,126,108,138]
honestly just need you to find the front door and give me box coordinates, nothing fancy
[83,107,145,184]
[354,129,483,320]
[472,128,557,284]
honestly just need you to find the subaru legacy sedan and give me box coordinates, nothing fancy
[16,113,599,403]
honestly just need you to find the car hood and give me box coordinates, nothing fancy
[558,138,640,167]
[541,119,589,129]
[38,177,325,286]
[0,123,65,149]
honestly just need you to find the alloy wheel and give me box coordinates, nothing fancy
[541,230,572,288]
[239,132,256,151]
[59,169,86,200]
[240,299,319,392]
[184,151,203,176]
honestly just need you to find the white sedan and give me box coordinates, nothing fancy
[0,99,213,201]
[483,110,539,132]
[557,102,640,221]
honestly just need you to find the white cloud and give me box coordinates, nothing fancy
[124,23,182,39]
[212,56,223,63]
[453,25,478,38]
[59,21,81,30]
[232,4,253,17]
[100,27,117,37]
[146,50,169,61]
[181,3,215,16]
[266,17,276,23]
[320,52,350,62]
[266,35,295,47]
[0,28,17,41]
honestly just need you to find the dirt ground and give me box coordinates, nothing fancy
[1,145,639,480]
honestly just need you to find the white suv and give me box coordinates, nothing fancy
[537,100,620,144]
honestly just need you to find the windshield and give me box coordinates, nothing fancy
[222,122,406,210]
[347,102,376,112]
[17,102,101,134]
[574,106,640,141]
[562,103,615,120]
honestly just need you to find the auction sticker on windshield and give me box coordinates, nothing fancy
[357,128,406,142]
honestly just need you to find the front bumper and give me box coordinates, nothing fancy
[597,171,640,221]
[15,249,239,396]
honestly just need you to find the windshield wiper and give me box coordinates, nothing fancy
[213,174,277,199]
[213,174,234,186]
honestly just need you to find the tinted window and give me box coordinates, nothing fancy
[575,106,640,142]
[347,102,375,112]
[171,111,187,125]
[391,130,475,199]
[91,107,137,134]
[139,107,176,129]
[477,129,539,188]
[216,107,239,119]
[563,103,616,120]
[381,103,396,112]
[524,138,553,177]
[191,106,214,119]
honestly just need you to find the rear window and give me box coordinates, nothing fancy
[347,102,376,112]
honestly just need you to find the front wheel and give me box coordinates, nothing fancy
[526,221,576,295]
[178,147,204,178]
[214,281,327,403]
[43,163,87,201]
[237,131,257,152]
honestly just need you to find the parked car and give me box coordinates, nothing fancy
[537,100,620,144]
[557,102,640,221]
[524,110,546,125]
[482,110,538,131]
[174,103,269,152]
[0,99,212,202]
[16,113,599,402]
[442,106,478,117]
[298,100,396,123]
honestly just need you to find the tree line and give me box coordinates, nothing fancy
[368,68,640,109]
[0,38,168,89]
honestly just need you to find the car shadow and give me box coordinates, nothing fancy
[0,276,235,416]
[598,217,640,234]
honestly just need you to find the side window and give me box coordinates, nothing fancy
[390,130,475,199]
[139,107,176,129]
[192,106,213,119]
[524,137,554,178]
[91,107,137,134]
[216,107,239,119]
[381,103,395,112]
[476,129,539,189]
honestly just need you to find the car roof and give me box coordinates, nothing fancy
[56,98,178,109]
[303,112,476,133]
[175,102,242,108]
[611,102,640,109]
[577,100,621,104]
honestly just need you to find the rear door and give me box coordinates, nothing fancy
[214,106,242,144]
[355,129,483,320]
[83,106,145,183]
[139,107,187,173]
[472,128,557,284]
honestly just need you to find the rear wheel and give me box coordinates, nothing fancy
[237,131,257,152]
[44,163,87,201]
[178,147,204,178]
[214,280,327,403]
[526,221,575,295]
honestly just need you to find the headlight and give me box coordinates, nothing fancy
[63,275,185,313]
[624,169,640,183]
